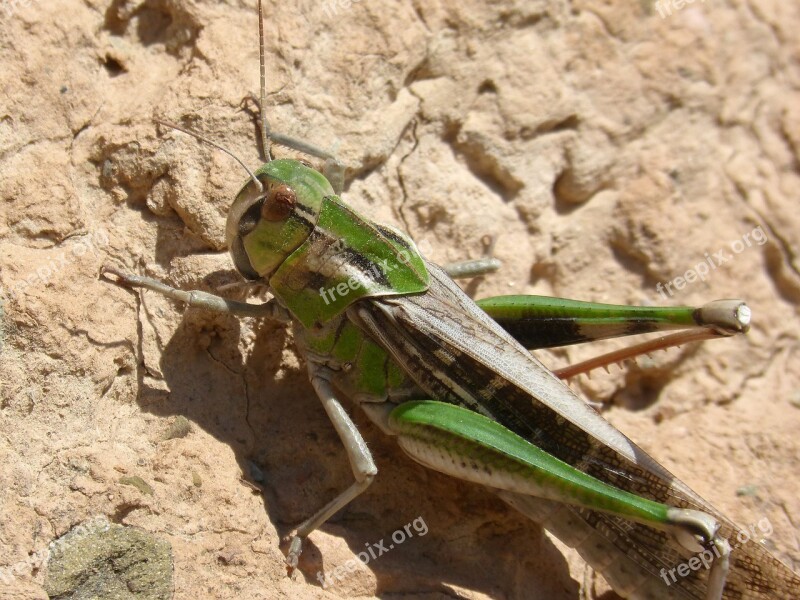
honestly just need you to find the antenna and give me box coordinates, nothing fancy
[154,119,264,193]
[258,0,272,162]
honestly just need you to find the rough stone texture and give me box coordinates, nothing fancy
[45,523,172,600]
[1,1,799,599]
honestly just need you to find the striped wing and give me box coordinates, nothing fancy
[347,261,799,600]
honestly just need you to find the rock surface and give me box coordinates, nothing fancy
[45,522,172,600]
[1,0,799,599]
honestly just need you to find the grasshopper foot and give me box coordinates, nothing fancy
[442,235,502,279]
[100,265,140,288]
[284,532,304,569]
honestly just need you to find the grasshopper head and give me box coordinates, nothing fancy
[226,159,335,280]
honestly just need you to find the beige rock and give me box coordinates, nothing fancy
[1,0,798,598]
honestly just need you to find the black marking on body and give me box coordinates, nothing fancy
[230,236,259,280]
[347,263,800,599]
[294,200,317,221]
[374,224,413,250]
[238,200,264,237]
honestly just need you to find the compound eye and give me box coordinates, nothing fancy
[261,184,296,221]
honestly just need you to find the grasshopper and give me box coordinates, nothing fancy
[101,2,800,598]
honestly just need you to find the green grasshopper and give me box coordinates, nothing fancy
[102,3,800,598]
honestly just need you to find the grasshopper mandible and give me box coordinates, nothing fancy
[101,2,800,598]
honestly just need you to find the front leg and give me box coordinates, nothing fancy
[285,364,378,568]
[100,265,290,321]
[442,235,502,279]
